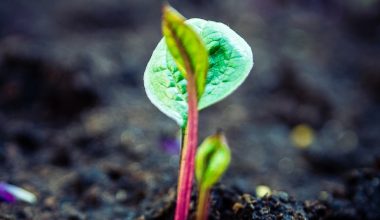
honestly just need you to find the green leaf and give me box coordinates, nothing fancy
[162,5,209,100]
[195,131,231,188]
[144,18,253,126]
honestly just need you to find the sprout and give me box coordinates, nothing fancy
[196,131,231,189]
[144,4,252,219]
[195,131,231,220]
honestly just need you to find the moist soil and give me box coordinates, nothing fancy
[144,168,380,220]
[1,0,380,219]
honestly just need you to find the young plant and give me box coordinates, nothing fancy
[144,4,253,220]
[195,131,231,220]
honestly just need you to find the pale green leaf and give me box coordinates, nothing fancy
[144,18,253,126]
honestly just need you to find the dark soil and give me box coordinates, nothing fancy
[143,167,380,220]
[324,168,380,220]
[1,0,380,219]
[144,185,327,220]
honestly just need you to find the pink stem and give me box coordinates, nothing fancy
[174,73,198,220]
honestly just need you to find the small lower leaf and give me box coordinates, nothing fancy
[195,131,231,189]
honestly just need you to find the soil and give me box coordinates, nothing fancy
[1,0,380,219]
[143,167,380,220]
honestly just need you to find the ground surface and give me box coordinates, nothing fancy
[0,0,380,219]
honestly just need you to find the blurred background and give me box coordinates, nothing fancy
[0,0,379,219]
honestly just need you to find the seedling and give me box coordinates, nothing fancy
[144,4,253,219]
[195,131,231,220]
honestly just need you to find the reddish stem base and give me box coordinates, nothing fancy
[174,74,198,220]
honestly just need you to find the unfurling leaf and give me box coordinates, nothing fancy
[162,5,208,100]
[144,16,253,127]
[195,131,231,188]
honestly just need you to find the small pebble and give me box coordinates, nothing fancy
[256,185,271,198]
[116,190,128,202]
[276,191,289,202]
[43,196,57,209]
[232,202,244,213]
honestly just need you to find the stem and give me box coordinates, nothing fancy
[196,186,210,220]
[175,73,199,220]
